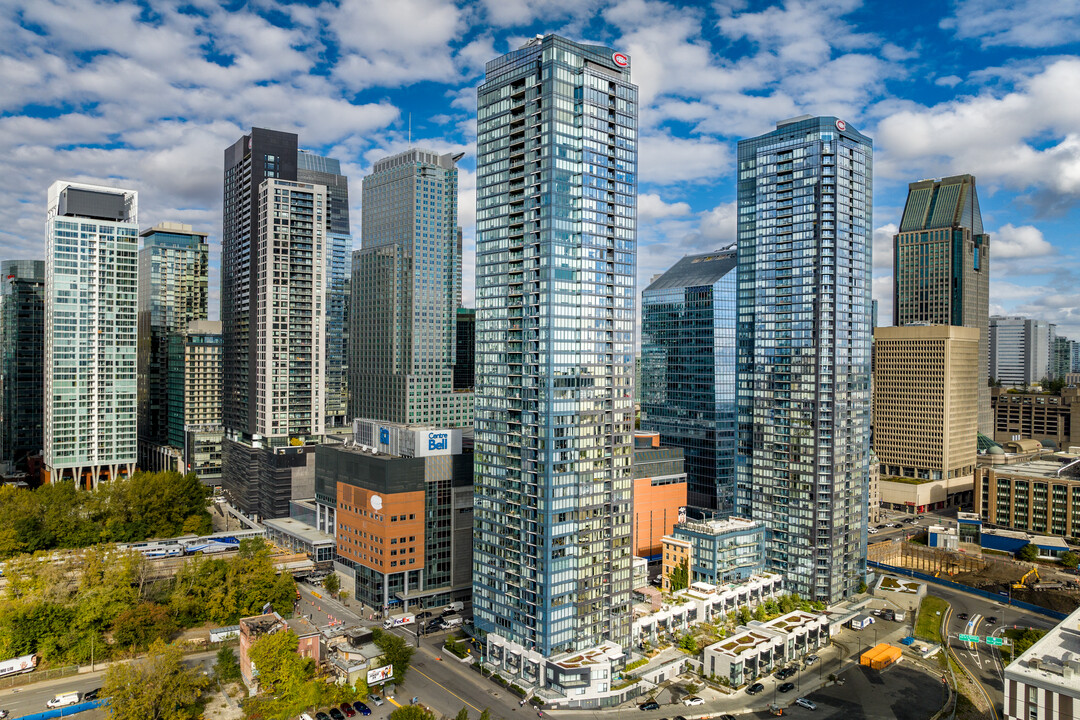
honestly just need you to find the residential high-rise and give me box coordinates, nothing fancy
[137,222,209,472]
[736,116,872,602]
[1050,335,1074,381]
[350,149,472,428]
[893,175,990,434]
[220,128,328,519]
[297,152,351,432]
[473,35,637,657]
[453,307,475,391]
[989,315,1053,387]
[0,260,45,471]
[168,320,223,485]
[641,249,737,513]
[873,325,978,513]
[45,182,139,487]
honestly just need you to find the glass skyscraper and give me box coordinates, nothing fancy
[736,116,872,603]
[473,35,637,657]
[350,148,472,428]
[640,249,737,513]
[298,151,351,432]
[0,260,45,471]
[893,174,990,433]
[45,181,139,488]
[137,222,209,471]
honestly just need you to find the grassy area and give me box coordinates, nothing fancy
[915,595,950,643]
[882,476,934,485]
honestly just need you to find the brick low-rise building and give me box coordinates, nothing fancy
[632,432,687,563]
[976,454,1080,540]
[992,386,1080,450]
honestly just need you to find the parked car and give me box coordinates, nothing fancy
[369,695,384,707]
[46,693,80,709]
[775,666,796,680]
[416,611,433,619]
[341,703,357,717]
[868,528,878,534]
[0,710,9,719]
[875,524,887,529]
[719,716,737,720]
[329,708,346,720]
[674,715,689,720]
[746,683,765,695]
[300,714,314,720]
[796,697,817,710]
[352,702,371,716]
[683,696,704,706]
[803,654,820,665]
[778,682,796,693]
[891,523,903,528]
[640,701,660,711]
[83,689,102,701]
[315,713,331,720]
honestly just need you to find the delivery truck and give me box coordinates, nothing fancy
[384,613,416,629]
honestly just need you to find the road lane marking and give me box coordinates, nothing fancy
[387,696,402,708]
[409,664,483,713]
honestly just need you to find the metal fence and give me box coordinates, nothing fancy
[11,698,108,720]
[0,665,78,690]
[868,560,1068,620]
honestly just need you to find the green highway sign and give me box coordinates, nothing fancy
[958,634,979,643]
[986,637,1004,646]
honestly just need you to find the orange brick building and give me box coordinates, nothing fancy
[631,432,687,562]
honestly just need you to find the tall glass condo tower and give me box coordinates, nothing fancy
[473,35,638,656]
[736,116,872,603]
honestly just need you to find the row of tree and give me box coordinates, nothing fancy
[0,470,213,559]
[0,538,296,666]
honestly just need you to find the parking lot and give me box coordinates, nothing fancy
[746,663,944,720]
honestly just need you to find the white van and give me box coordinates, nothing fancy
[46,692,80,709]
[299,714,315,720]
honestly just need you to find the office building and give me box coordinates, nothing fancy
[989,315,1054,387]
[137,222,209,472]
[350,149,471,428]
[473,35,638,657]
[0,260,45,471]
[641,249,737,512]
[297,151,352,432]
[873,325,978,513]
[991,386,1080,448]
[45,181,138,487]
[169,320,223,485]
[736,116,872,602]
[1002,604,1080,720]
[453,307,475,391]
[1050,335,1075,381]
[316,420,473,611]
[893,174,990,434]
[977,454,1080,539]
[661,516,765,589]
[631,431,687,563]
[220,128,328,519]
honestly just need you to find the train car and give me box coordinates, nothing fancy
[0,653,37,679]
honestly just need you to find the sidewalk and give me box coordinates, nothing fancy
[0,650,218,698]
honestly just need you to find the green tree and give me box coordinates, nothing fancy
[455,707,470,720]
[372,628,416,684]
[102,639,209,720]
[778,595,796,614]
[354,676,370,700]
[390,707,436,720]
[323,572,341,596]
[1060,551,1078,569]
[479,709,492,720]
[248,629,313,698]
[1039,377,1066,395]
[667,558,689,592]
[112,602,177,651]
[678,632,697,654]
[1017,543,1039,562]
[214,647,242,683]
[857,580,868,594]
[753,604,766,622]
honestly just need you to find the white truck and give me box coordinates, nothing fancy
[0,653,37,679]
[442,616,463,629]
[384,613,416,629]
[444,601,464,613]
[46,692,80,709]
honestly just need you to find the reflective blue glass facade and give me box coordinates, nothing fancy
[641,250,737,513]
[736,116,872,603]
[473,35,637,656]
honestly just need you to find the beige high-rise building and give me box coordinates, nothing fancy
[873,325,979,513]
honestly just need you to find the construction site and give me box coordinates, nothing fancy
[869,538,1080,614]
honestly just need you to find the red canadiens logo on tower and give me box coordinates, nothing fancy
[835,119,847,131]
[612,52,630,67]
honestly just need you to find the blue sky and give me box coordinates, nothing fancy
[2,0,1079,334]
